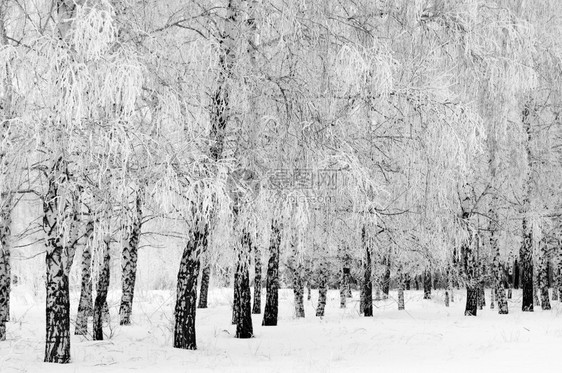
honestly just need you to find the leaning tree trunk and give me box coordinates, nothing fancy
[234,232,253,339]
[362,227,373,317]
[75,220,94,335]
[93,239,111,341]
[198,264,210,309]
[119,189,143,325]
[174,225,206,350]
[539,240,551,310]
[262,224,280,326]
[0,200,12,341]
[423,270,432,300]
[252,245,262,314]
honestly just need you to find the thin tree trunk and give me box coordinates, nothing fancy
[520,219,534,312]
[462,223,478,316]
[520,103,534,312]
[490,200,508,314]
[362,227,373,317]
[234,232,253,338]
[315,251,328,317]
[423,270,432,299]
[552,263,558,301]
[359,277,365,314]
[75,220,94,336]
[539,240,551,310]
[174,225,206,350]
[340,285,346,308]
[252,245,262,314]
[119,189,143,325]
[0,199,12,341]
[0,0,12,344]
[290,242,305,318]
[262,224,280,326]
[232,269,240,325]
[93,239,111,341]
[382,255,390,300]
[340,253,351,306]
[397,266,405,310]
[513,259,520,289]
[198,265,210,309]
[445,264,453,307]
[340,266,349,309]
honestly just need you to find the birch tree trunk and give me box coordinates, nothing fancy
[463,237,478,316]
[119,189,143,325]
[556,247,562,302]
[198,265,210,309]
[234,232,253,339]
[382,254,391,300]
[520,103,534,312]
[423,270,432,300]
[0,197,12,341]
[490,195,508,313]
[252,245,261,314]
[44,1,78,363]
[362,226,373,317]
[262,224,280,326]
[93,239,111,341]
[397,266,405,310]
[290,242,305,318]
[174,224,206,350]
[340,264,350,309]
[315,249,328,317]
[539,240,551,310]
[75,220,94,336]
[0,1,11,343]
[43,159,72,363]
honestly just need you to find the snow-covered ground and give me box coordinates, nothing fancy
[1,286,561,372]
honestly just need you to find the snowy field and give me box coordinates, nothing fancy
[1,287,562,373]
